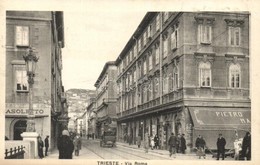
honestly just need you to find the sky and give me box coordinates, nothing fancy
[62,11,146,90]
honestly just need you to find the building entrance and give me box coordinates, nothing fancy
[13,120,27,140]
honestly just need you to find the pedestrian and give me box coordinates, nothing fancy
[44,135,49,156]
[136,134,141,148]
[216,133,226,160]
[144,132,149,153]
[128,134,133,145]
[176,134,181,153]
[168,133,177,158]
[234,137,242,160]
[154,134,159,149]
[150,134,155,150]
[73,134,82,156]
[180,134,186,154]
[58,129,74,159]
[241,132,251,160]
[37,136,44,159]
[195,135,206,159]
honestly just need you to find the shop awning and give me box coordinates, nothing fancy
[188,107,251,149]
[189,107,251,130]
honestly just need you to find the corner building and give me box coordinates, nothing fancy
[5,11,68,150]
[94,62,118,139]
[116,12,250,151]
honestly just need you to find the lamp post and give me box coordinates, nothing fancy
[23,47,39,132]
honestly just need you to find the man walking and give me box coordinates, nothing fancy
[44,135,49,156]
[168,133,177,158]
[216,133,226,160]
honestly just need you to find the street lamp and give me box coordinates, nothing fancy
[23,47,39,132]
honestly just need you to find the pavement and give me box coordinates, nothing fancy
[43,138,234,160]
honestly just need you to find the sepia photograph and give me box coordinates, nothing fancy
[1,0,259,165]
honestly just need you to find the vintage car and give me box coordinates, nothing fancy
[100,127,116,147]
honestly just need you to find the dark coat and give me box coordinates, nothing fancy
[168,135,177,147]
[195,137,206,149]
[242,133,251,158]
[38,139,44,158]
[217,137,226,151]
[180,136,187,151]
[44,138,49,148]
[58,135,74,159]
[154,135,159,146]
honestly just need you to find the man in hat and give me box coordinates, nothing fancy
[44,135,49,156]
[216,133,226,160]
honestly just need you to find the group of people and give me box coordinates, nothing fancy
[57,130,82,159]
[194,132,251,160]
[37,135,49,159]
[168,133,187,157]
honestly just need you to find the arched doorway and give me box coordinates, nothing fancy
[13,120,27,140]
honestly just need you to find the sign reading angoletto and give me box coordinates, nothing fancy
[5,103,50,117]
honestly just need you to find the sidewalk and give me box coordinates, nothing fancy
[114,140,234,160]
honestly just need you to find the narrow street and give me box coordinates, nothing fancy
[44,138,234,160]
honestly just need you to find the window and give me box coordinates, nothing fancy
[138,65,142,78]
[143,60,147,75]
[133,70,136,82]
[229,63,241,88]
[229,27,240,46]
[16,70,28,92]
[199,62,211,87]
[156,15,160,31]
[149,55,153,70]
[148,81,153,100]
[129,73,132,85]
[133,45,137,58]
[147,24,152,39]
[16,26,29,46]
[163,12,169,22]
[125,55,128,66]
[198,24,212,44]
[163,38,168,58]
[173,66,179,90]
[143,86,147,103]
[138,39,142,52]
[143,31,147,46]
[154,77,159,98]
[162,73,168,94]
[132,91,136,107]
[171,30,178,50]
[155,47,160,64]
[129,52,131,63]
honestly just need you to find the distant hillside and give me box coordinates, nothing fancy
[66,88,95,93]
[66,88,96,113]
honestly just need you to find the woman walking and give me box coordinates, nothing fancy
[73,134,82,156]
[136,134,141,148]
[154,134,159,149]
[58,130,74,159]
[37,136,44,159]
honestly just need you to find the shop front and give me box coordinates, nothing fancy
[5,103,51,140]
[188,107,251,150]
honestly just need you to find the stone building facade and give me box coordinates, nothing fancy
[115,12,250,150]
[94,61,118,139]
[5,11,68,150]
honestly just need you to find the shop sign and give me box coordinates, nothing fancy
[5,103,50,117]
[193,109,251,126]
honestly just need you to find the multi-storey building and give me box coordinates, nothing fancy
[116,12,250,150]
[86,98,97,139]
[5,11,68,150]
[94,61,118,139]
